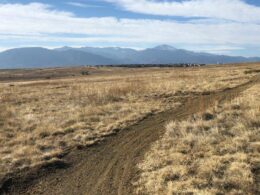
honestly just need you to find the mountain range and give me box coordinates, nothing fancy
[0,45,259,68]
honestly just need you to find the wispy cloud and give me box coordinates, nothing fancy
[189,45,245,55]
[105,0,260,23]
[66,2,103,8]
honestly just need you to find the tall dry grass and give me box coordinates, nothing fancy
[135,83,260,194]
[0,64,259,182]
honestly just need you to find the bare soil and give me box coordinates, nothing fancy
[1,75,259,195]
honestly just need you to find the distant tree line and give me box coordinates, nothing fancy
[92,63,206,68]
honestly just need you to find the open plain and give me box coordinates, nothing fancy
[0,63,259,194]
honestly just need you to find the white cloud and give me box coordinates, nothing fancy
[105,0,260,23]
[188,45,244,55]
[66,2,103,8]
[0,2,259,55]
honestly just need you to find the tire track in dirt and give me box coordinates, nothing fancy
[2,75,259,195]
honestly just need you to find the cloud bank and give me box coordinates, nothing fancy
[0,2,259,56]
[105,0,260,23]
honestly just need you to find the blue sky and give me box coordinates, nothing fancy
[0,0,260,57]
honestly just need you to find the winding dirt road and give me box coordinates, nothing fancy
[2,75,259,195]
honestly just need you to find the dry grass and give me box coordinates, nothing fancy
[0,63,259,182]
[135,83,260,194]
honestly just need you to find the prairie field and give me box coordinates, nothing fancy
[136,72,260,194]
[0,63,259,193]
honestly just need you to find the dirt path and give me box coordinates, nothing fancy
[2,75,259,195]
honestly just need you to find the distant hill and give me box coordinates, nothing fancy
[131,45,252,64]
[0,45,259,68]
[0,47,117,68]
[56,46,139,64]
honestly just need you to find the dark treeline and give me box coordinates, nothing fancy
[94,63,207,68]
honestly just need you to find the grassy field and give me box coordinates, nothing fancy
[135,76,260,194]
[0,63,259,187]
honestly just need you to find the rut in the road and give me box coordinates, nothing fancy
[2,75,259,195]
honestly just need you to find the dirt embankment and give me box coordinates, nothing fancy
[1,75,259,195]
